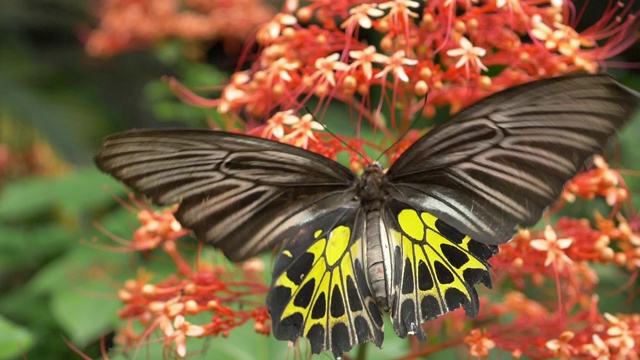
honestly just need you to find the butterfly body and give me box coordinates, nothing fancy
[95,73,640,358]
[265,170,497,356]
[354,164,391,309]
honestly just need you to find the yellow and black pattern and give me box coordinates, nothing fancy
[267,205,384,357]
[384,200,497,339]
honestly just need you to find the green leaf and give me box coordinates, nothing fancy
[619,109,640,170]
[0,223,73,269]
[23,244,126,346]
[0,168,125,220]
[593,264,635,313]
[0,314,34,359]
[50,288,120,347]
[26,242,129,295]
[144,61,225,127]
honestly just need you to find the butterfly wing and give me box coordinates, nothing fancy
[382,199,497,339]
[387,73,640,246]
[95,130,358,261]
[267,203,384,358]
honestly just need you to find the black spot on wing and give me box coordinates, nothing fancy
[467,240,499,262]
[417,260,434,291]
[440,243,470,268]
[394,246,403,281]
[434,261,454,284]
[353,259,373,297]
[464,268,493,289]
[278,313,304,339]
[444,287,477,317]
[267,286,291,332]
[286,252,314,285]
[272,252,295,279]
[434,219,465,244]
[330,285,345,317]
[398,299,417,338]
[331,322,351,357]
[420,295,441,320]
[354,315,372,342]
[307,324,325,354]
[269,286,291,310]
[401,258,414,294]
[293,279,315,308]
[311,291,326,319]
[346,276,363,312]
[368,301,384,327]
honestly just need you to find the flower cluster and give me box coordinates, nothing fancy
[469,295,640,359]
[457,154,640,358]
[223,0,637,120]
[163,0,639,171]
[99,197,270,358]
[563,155,629,206]
[87,0,640,359]
[115,267,270,357]
[84,0,276,57]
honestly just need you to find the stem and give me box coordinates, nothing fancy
[553,260,565,325]
[356,342,368,360]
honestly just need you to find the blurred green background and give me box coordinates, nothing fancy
[1,1,640,359]
[0,1,241,359]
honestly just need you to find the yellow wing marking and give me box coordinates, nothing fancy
[400,231,438,301]
[398,209,424,241]
[279,237,327,319]
[326,226,351,266]
[302,273,330,335]
[393,206,492,330]
[268,206,384,357]
[277,226,358,331]
[329,266,347,325]
[425,229,485,271]
[420,212,437,229]
[275,237,326,289]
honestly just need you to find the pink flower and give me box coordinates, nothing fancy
[282,114,324,148]
[341,3,384,29]
[530,225,573,268]
[374,50,418,82]
[446,36,488,75]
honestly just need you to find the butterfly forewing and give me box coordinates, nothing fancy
[387,73,640,247]
[267,204,384,358]
[382,200,497,339]
[95,130,358,261]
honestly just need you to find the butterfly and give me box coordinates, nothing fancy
[95,73,639,358]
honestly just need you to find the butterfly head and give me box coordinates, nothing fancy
[357,163,387,207]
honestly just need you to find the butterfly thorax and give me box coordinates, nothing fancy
[356,163,388,211]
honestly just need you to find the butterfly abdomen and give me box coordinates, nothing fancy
[358,163,396,312]
[365,209,392,311]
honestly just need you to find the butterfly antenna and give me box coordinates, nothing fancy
[375,95,429,163]
[304,107,370,164]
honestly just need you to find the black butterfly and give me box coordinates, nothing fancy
[95,73,639,358]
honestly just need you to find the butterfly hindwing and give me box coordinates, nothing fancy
[95,130,358,261]
[383,200,497,339]
[386,73,640,247]
[267,204,384,358]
